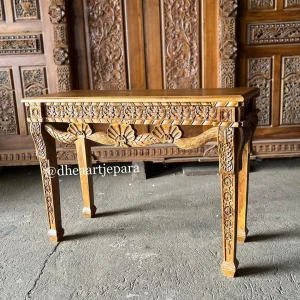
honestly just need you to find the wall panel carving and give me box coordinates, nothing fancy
[0,68,17,135]
[13,0,39,20]
[0,34,42,55]
[284,0,300,8]
[247,58,272,126]
[219,0,237,88]
[247,22,300,45]
[249,0,275,10]
[86,0,127,90]
[48,0,71,92]
[20,67,48,98]
[162,0,200,89]
[281,56,300,124]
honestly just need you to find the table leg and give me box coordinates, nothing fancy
[237,141,250,243]
[75,137,96,218]
[217,127,240,277]
[30,123,64,242]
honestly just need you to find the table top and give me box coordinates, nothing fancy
[22,88,259,104]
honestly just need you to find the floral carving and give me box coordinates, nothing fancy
[21,67,48,98]
[49,4,65,23]
[152,125,182,143]
[218,127,234,173]
[0,34,42,55]
[53,47,69,65]
[285,0,300,8]
[247,58,272,126]
[163,0,199,89]
[87,0,127,90]
[248,22,300,45]
[30,123,46,159]
[281,56,300,124]
[14,0,39,20]
[249,0,274,10]
[0,68,17,135]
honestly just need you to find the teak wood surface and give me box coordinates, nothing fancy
[22,88,259,278]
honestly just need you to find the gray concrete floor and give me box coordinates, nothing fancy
[0,159,300,300]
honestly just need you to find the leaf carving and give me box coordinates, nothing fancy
[87,132,116,146]
[128,134,161,147]
[45,124,77,144]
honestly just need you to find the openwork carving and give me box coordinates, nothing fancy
[249,0,275,10]
[285,0,300,8]
[163,0,199,89]
[247,58,272,126]
[13,0,39,20]
[0,34,42,55]
[248,22,300,45]
[219,0,237,88]
[21,67,48,98]
[48,1,71,92]
[281,56,300,124]
[44,122,220,150]
[0,68,17,135]
[86,0,127,90]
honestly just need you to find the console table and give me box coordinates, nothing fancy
[22,88,259,277]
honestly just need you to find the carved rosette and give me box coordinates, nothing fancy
[48,0,71,92]
[87,0,127,90]
[281,56,300,124]
[162,0,200,89]
[247,58,272,126]
[0,68,17,135]
[219,0,237,88]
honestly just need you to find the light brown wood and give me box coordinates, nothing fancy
[75,137,96,218]
[24,88,259,277]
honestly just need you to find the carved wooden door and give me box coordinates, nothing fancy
[237,0,300,157]
[0,0,71,165]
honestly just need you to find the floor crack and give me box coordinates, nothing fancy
[25,243,60,299]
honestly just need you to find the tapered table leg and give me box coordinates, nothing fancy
[217,127,241,277]
[30,123,64,242]
[75,137,96,218]
[237,141,250,243]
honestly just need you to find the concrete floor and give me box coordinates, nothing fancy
[0,159,300,300]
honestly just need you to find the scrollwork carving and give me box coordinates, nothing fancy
[0,68,17,135]
[30,122,46,159]
[281,56,300,124]
[249,0,275,10]
[87,0,127,90]
[163,0,199,89]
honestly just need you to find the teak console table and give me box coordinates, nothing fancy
[22,88,259,277]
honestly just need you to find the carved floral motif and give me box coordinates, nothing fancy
[87,0,127,90]
[30,122,46,159]
[285,0,300,8]
[163,0,199,89]
[281,56,300,124]
[0,34,42,55]
[249,0,275,10]
[248,22,300,45]
[14,0,39,20]
[0,69,17,135]
[218,127,234,173]
[247,58,272,126]
[21,67,48,98]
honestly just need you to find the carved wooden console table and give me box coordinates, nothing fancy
[22,88,259,277]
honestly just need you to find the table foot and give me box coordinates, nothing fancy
[221,259,239,277]
[82,205,97,218]
[48,228,64,242]
[237,228,249,243]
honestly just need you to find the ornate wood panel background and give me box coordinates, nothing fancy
[237,0,300,157]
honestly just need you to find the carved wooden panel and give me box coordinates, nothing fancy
[0,34,42,55]
[219,0,237,88]
[20,67,48,98]
[284,0,300,8]
[13,0,39,20]
[249,0,275,10]
[86,0,127,90]
[281,56,300,124]
[247,58,272,126]
[247,22,300,45]
[0,0,4,21]
[0,68,17,135]
[162,0,200,89]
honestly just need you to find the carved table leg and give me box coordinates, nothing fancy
[217,127,241,277]
[30,123,64,242]
[237,141,250,243]
[75,137,96,218]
